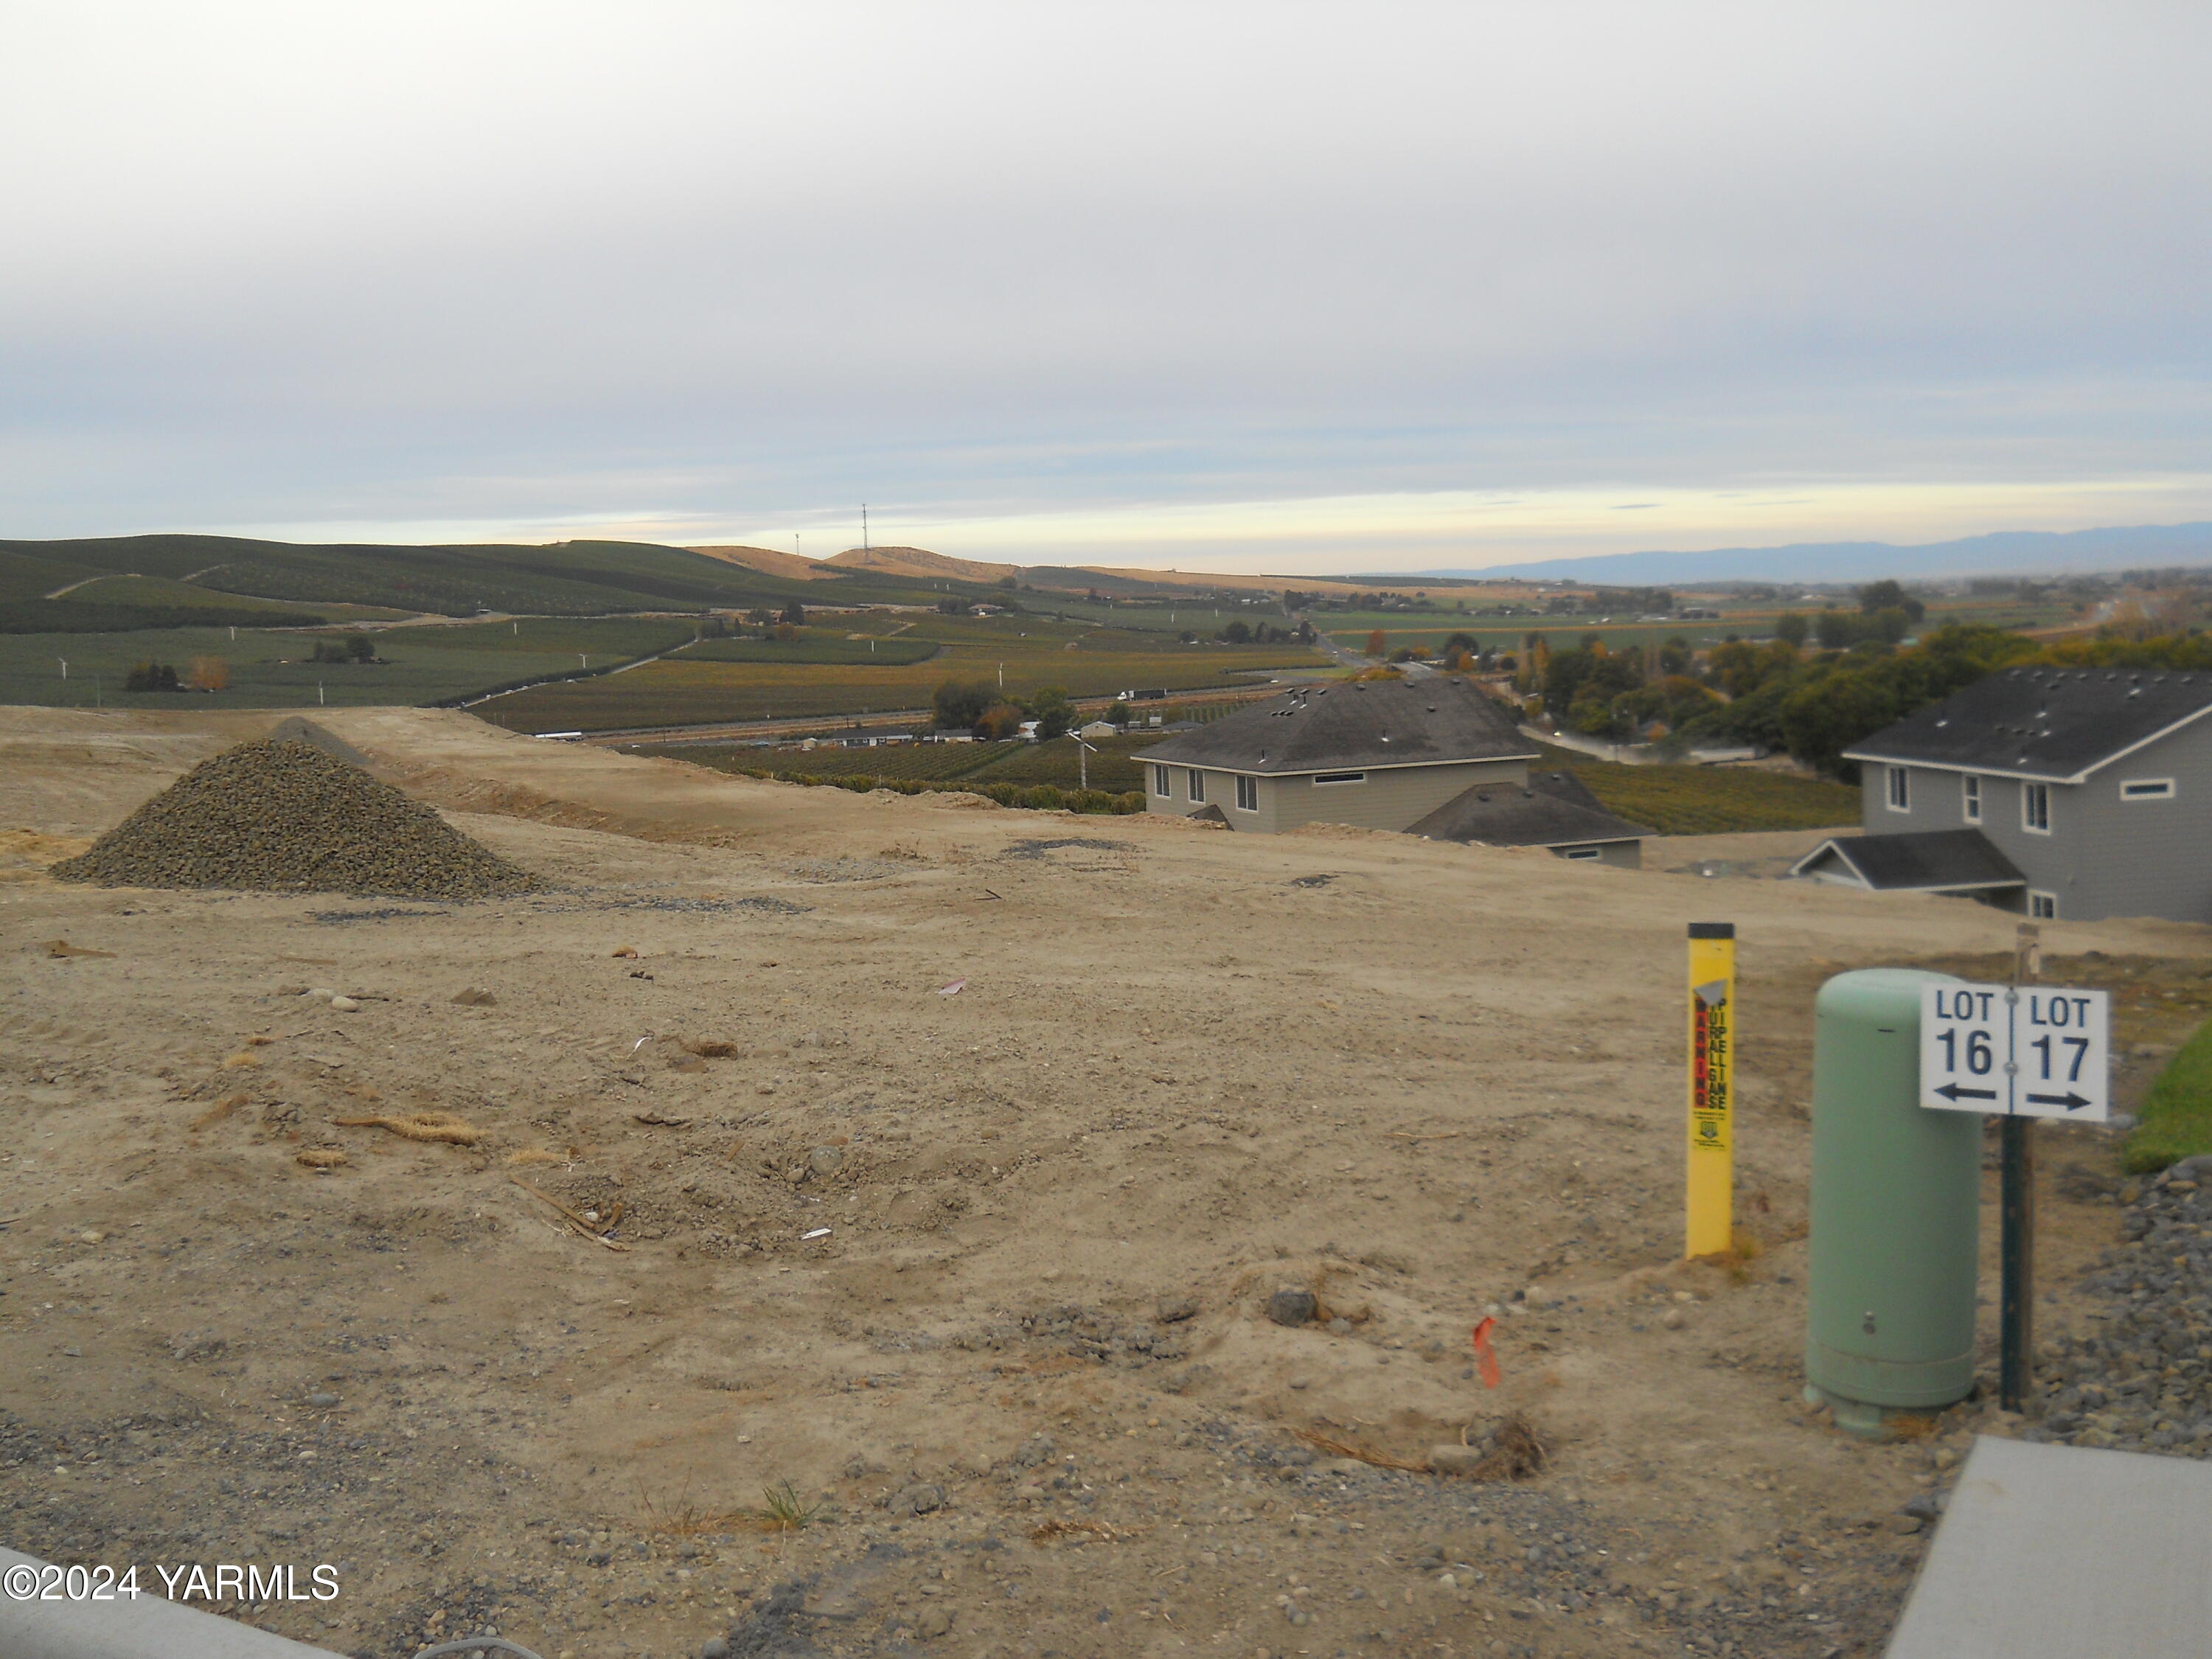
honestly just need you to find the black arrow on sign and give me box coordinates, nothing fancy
[2025,1091,2093,1110]
[1935,1082,1999,1102]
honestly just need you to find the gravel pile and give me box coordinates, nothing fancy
[2037,1152,2212,1456]
[50,738,541,902]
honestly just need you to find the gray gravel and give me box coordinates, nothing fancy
[51,738,541,902]
[2037,1154,2212,1456]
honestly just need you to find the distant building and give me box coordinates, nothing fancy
[1408,770,1652,866]
[1077,720,1119,740]
[835,725,917,748]
[1790,666,2212,922]
[1129,678,1640,863]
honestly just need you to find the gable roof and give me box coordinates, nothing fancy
[1131,677,1536,776]
[1790,829,2025,892]
[1408,770,1653,849]
[1843,667,2212,783]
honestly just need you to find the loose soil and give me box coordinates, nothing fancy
[2,703,2206,1659]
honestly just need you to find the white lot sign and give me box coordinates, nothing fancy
[1919,981,2110,1121]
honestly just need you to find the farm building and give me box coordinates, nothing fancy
[1130,678,1645,862]
[1792,667,2212,922]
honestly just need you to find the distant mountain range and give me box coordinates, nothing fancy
[1379,523,2212,586]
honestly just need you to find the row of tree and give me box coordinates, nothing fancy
[125,656,229,692]
[931,680,1077,740]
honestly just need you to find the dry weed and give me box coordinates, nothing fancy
[334,1112,484,1146]
[295,1149,348,1170]
[682,1038,739,1058]
[190,1093,248,1130]
[1467,1413,1551,1481]
[504,1148,562,1167]
[1289,1427,1429,1473]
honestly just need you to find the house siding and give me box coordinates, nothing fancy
[1142,757,1529,834]
[1551,840,1642,869]
[1862,729,2212,922]
[2063,717,2212,922]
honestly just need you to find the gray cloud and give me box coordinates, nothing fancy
[2,1,2208,563]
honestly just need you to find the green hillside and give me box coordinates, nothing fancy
[0,533,973,626]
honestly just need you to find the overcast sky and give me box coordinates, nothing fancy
[4,1,2208,572]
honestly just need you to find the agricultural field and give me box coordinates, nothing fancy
[1328,620,1740,657]
[479,615,1325,733]
[1536,742,1862,835]
[680,633,941,666]
[0,531,965,620]
[0,616,696,712]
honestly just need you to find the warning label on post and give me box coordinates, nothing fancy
[1690,978,1731,1152]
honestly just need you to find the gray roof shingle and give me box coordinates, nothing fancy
[1843,667,2212,782]
[1131,678,1535,775]
[1790,830,2025,891]
[1408,770,1653,848]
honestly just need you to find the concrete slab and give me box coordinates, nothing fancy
[1886,1435,2212,1658]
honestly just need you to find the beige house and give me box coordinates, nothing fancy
[1135,677,1652,858]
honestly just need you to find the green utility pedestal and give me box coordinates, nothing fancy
[1804,968,1981,1436]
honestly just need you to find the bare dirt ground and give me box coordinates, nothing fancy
[2,705,2207,1659]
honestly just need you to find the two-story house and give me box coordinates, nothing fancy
[1133,677,1652,859]
[1791,667,2212,922]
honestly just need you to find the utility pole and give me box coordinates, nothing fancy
[58,658,66,681]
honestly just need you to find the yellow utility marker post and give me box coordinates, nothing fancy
[1686,922,1737,1257]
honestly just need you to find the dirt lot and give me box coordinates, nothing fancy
[2,705,2206,1659]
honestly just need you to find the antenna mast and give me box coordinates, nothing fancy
[862,504,869,551]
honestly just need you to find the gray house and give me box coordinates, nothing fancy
[1132,678,1651,860]
[1408,769,1653,867]
[1791,666,2212,923]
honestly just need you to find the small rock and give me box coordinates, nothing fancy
[1329,1316,1354,1335]
[886,1484,945,1517]
[809,1145,845,1178]
[1157,1295,1200,1324]
[306,1391,341,1408]
[451,987,497,1006]
[611,945,639,959]
[1885,1514,1923,1535]
[1267,1287,1318,1327]
[1427,1444,1484,1475]
[1661,1309,1686,1331]
[700,1640,730,1659]
[914,1606,955,1639]
[330,995,361,1012]
[1902,1493,1940,1522]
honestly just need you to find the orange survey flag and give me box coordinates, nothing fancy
[1470,1317,1501,1388]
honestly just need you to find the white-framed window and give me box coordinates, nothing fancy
[2022,782,2051,834]
[1186,769,1205,804]
[2029,891,2058,920]
[1312,771,1366,785]
[1885,766,1910,813]
[1962,775,1980,822]
[2121,778,2175,800]
[1562,846,1602,861]
[1235,774,1259,812]
[1152,764,1170,797]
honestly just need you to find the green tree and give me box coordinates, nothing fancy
[1857,580,1926,623]
[1774,611,1811,647]
[932,680,995,730]
[780,599,807,626]
[1023,686,1076,740]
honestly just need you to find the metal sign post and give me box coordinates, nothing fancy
[1686,922,1737,1259]
[1916,925,2110,1413]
